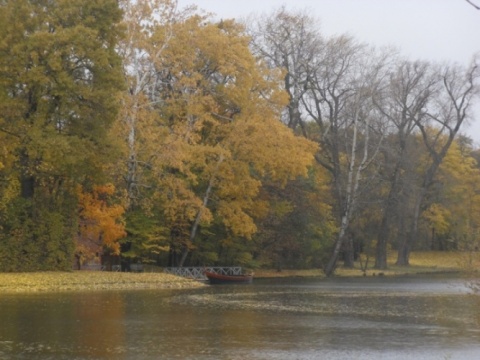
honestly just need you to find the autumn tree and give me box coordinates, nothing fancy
[76,184,126,269]
[395,58,480,265]
[248,7,323,134]
[420,138,480,252]
[110,6,319,267]
[250,9,394,275]
[291,36,389,275]
[253,163,336,269]
[136,16,318,266]
[372,59,437,269]
[115,0,194,209]
[112,0,195,264]
[0,0,124,271]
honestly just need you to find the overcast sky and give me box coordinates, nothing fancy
[177,0,480,142]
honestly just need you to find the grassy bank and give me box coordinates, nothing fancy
[0,271,205,293]
[1,252,478,292]
[255,251,480,278]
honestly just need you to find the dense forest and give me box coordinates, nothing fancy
[0,0,479,274]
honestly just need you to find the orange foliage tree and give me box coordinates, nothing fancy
[76,184,126,266]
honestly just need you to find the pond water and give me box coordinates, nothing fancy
[0,274,479,359]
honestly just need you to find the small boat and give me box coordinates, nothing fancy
[204,271,253,284]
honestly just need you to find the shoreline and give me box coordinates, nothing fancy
[0,267,475,294]
[253,268,467,279]
[0,271,206,293]
[254,251,479,279]
[1,251,478,293]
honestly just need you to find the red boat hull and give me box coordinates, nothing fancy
[204,271,253,284]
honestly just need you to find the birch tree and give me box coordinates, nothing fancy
[249,8,391,275]
[116,0,192,209]
[303,38,389,275]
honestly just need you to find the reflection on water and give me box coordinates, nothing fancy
[0,275,479,359]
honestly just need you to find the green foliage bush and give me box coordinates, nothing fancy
[0,198,76,272]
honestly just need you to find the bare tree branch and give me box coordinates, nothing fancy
[466,0,480,10]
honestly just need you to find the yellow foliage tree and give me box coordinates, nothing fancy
[423,139,480,251]
[112,5,320,266]
[146,16,317,265]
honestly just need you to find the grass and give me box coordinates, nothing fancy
[0,271,205,293]
[255,251,480,278]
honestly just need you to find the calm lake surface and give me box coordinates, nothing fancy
[0,274,479,359]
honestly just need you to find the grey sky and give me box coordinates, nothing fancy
[177,0,480,142]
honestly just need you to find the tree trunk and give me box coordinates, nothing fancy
[324,214,348,276]
[178,155,224,268]
[374,161,404,269]
[375,148,404,270]
[324,236,342,276]
[343,235,355,268]
[178,249,189,268]
[396,240,410,266]
[20,151,35,199]
[21,175,35,199]
[375,215,389,269]
[395,168,426,265]
[396,194,422,266]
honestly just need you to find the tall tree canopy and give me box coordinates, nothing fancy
[0,0,124,271]
[116,12,318,266]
